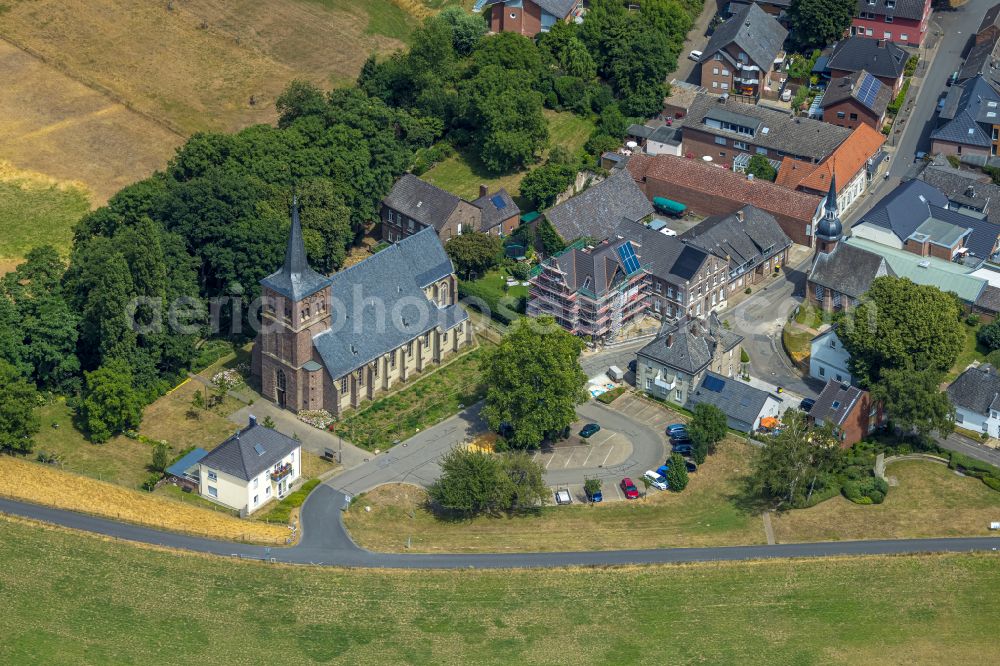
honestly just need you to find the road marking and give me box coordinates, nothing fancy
[580,445,595,468]
[601,446,615,467]
[545,452,556,470]
[563,448,577,468]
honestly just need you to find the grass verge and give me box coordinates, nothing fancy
[344,439,763,553]
[771,459,1000,542]
[2,517,1000,663]
[256,479,322,524]
[0,455,288,544]
[335,341,490,451]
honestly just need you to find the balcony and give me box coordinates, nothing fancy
[270,463,293,482]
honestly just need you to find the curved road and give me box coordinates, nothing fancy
[2,488,999,569]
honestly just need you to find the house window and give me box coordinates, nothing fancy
[714,53,722,60]
[833,292,842,308]
[423,332,430,346]
[850,113,858,120]
[646,378,652,389]
[819,365,826,377]
[357,368,364,387]
[837,111,846,119]
[734,140,748,150]
[719,152,726,158]
[866,28,873,35]
[407,341,414,356]
[253,494,259,505]
[340,377,348,393]
[208,471,217,482]
[266,486,271,496]
[208,486,218,498]
[815,284,825,300]
[372,361,378,378]
[675,389,683,401]
[901,33,909,41]
[885,17,893,23]
[713,67,719,75]
[721,82,729,90]
[755,147,767,156]
[721,69,730,77]
[712,81,719,89]
[443,330,449,343]
[836,374,843,382]
[389,350,396,369]
[253,478,259,489]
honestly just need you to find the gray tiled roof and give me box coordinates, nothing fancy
[382,174,462,231]
[312,227,466,381]
[808,242,894,299]
[858,177,1000,259]
[958,40,1000,84]
[481,0,577,16]
[473,188,520,233]
[545,169,654,243]
[685,371,775,432]
[821,71,892,115]
[976,284,1000,313]
[615,220,711,284]
[638,314,742,376]
[200,421,300,482]
[553,239,634,297]
[811,379,864,427]
[931,76,1000,148]
[681,205,791,268]
[628,124,656,139]
[947,364,1000,414]
[260,202,330,301]
[828,37,908,80]
[686,94,852,162]
[979,3,1000,33]
[700,3,788,70]
[853,0,925,21]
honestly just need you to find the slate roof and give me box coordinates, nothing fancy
[544,169,654,243]
[828,37,908,80]
[978,3,1000,34]
[853,0,926,21]
[976,284,1000,313]
[553,239,636,297]
[776,123,886,194]
[958,40,1000,84]
[686,371,776,432]
[260,202,330,301]
[473,188,520,233]
[931,76,1000,148]
[681,205,791,267]
[311,227,466,380]
[382,174,463,231]
[626,153,824,224]
[638,314,742,376]
[855,178,1000,259]
[699,3,788,69]
[480,0,577,17]
[199,421,300,482]
[628,124,656,139]
[808,241,894,299]
[820,70,892,115]
[811,380,865,427]
[686,94,852,162]
[947,363,1000,415]
[615,220,712,283]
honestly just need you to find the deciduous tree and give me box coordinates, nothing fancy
[0,360,40,455]
[519,163,576,210]
[746,154,777,182]
[747,410,840,508]
[688,403,728,464]
[872,366,955,439]
[79,359,144,443]
[788,0,857,51]
[481,316,587,449]
[445,232,503,279]
[666,452,689,491]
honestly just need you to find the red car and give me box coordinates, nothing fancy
[620,477,640,500]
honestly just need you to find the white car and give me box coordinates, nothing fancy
[644,470,668,491]
[554,488,573,505]
[688,50,703,62]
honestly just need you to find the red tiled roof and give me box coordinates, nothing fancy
[776,123,885,194]
[627,154,823,222]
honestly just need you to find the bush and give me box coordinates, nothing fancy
[904,54,919,77]
[260,478,321,523]
[842,474,888,504]
[508,263,530,281]
[666,452,689,492]
[966,314,981,327]
[982,475,1000,492]
[887,79,911,115]
[141,473,161,492]
[978,320,1000,352]
[949,450,1000,479]
[744,287,751,295]
[597,387,627,404]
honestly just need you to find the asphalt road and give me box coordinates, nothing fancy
[938,432,1000,467]
[889,0,996,176]
[3,491,999,569]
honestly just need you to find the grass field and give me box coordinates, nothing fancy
[2,517,999,663]
[335,341,490,451]
[0,456,288,543]
[423,110,595,204]
[947,321,988,382]
[344,439,765,552]
[771,459,1000,542]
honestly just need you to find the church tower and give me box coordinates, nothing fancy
[252,199,331,411]
[814,174,842,255]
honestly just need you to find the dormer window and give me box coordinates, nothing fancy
[886,0,895,7]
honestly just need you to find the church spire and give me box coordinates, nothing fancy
[814,172,842,255]
[260,197,330,301]
[824,173,838,217]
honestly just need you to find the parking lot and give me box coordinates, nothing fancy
[546,393,682,504]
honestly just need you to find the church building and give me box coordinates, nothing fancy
[251,203,472,416]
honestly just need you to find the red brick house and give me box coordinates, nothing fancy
[820,71,892,131]
[850,0,932,46]
[827,37,908,94]
[626,153,824,246]
[480,0,580,37]
[697,4,787,101]
[809,379,885,446]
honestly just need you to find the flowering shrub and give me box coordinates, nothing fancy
[298,410,335,430]
[212,368,244,389]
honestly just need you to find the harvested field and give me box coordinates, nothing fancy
[0,455,289,544]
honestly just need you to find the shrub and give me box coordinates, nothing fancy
[744,287,751,295]
[904,54,919,77]
[141,473,161,492]
[887,79,911,115]
[842,474,888,504]
[665,452,689,492]
[508,263,530,281]
[983,475,1000,492]
[966,314,981,327]
[597,387,627,404]
[977,320,1000,352]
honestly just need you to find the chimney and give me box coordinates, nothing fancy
[480,184,489,198]
[666,333,674,347]
[248,414,257,427]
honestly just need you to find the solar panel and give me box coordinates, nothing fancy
[490,194,506,209]
[616,242,641,274]
[704,375,726,393]
[855,73,881,110]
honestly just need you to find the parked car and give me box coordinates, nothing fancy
[579,423,601,438]
[672,443,694,455]
[620,477,640,499]
[554,488,572,505]
[937,92,947,113]
[628,360,637,373]
[688,49,703,61]
[585,485,603,503]
[666,423,687,435]
[799,398,816,412]
[644,470,668,491]
[670,434,692,446]
[657,464,670,476]
[684,460,698,473]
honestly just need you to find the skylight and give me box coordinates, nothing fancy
[254,443,266,456]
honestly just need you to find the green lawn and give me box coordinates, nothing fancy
[335,342,490,450]
[423,110,595,204]
[947,322,988,382]
[0,178,91,263]
[2,518,1000,663]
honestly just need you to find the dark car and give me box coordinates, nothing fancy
[670,434,692,445]
[580,423,601,438]
[666,423,687,435]
[684,460,698,473]
[672,443,694,455]
[799,398,816,412]
[628,359,637,373]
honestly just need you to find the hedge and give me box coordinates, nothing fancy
[458,279,525,325]
[597,387,627,404]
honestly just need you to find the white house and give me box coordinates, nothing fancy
[686,371,783,433]
[947,364,1000,437]
[809,326,853,385]
[198,415,302,514]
